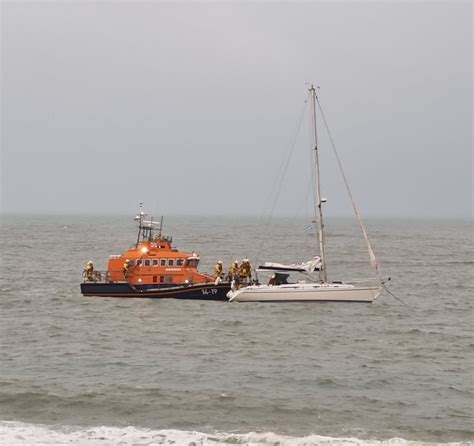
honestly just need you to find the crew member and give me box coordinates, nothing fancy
[239,258,252,284]
[227,260,240,282]
[214,260,224,279]
[268,273,288,286]
[268,274,277,285]
[123,259,131,278]
[85,260,94,281]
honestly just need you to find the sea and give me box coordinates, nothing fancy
[0,215,472,446]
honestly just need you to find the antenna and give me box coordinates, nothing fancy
[135,202,148,245]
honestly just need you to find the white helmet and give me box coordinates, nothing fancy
[217,260,223,264]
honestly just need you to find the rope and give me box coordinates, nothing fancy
[315,95,380,276]
[315,94,409,307]
[381,280,409,307]
[254,97,308,267]
[292,177,314,222]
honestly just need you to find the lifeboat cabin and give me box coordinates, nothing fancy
[80,208,230,300]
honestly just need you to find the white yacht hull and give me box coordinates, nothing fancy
[228,283,381,303]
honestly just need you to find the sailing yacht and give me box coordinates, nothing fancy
[228,85,383,303]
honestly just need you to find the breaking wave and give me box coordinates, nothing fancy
[0,421,472,446]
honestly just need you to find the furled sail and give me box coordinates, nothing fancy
[257,256,321,273]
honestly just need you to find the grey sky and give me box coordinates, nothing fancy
[1,1,472,219]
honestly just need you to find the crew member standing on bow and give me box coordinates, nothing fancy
[227,260,240,281]
[84,260,94,281]
[239,258,252,284]
[228,260,241,288]
[214,260,224,279]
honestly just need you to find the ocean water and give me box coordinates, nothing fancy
[0,215,472,445]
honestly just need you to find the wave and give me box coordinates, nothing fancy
[0,421,471,446]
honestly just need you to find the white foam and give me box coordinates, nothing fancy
[0,421,471,446]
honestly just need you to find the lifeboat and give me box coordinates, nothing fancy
[80,206,230,300]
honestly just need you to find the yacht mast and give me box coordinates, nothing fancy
[309,84,328,283]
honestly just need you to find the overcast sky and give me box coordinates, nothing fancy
[1,1,472,219]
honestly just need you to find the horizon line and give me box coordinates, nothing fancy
[0,210,472,222]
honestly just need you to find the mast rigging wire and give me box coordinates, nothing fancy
[254,97,308,267]
[315,94,408,306]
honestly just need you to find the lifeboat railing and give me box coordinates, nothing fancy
[82,270,127,283]
[129,234,174,249]
[82,269,228,285]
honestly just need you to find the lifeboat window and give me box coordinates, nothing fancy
[164,275,173,284]
[160,259,166,267]
[176,258,184,266]
[186,259,199,268]
[152,259,159,266]
[168,259,174,267]
[144,259,151,267]
[136,259,143,267]
[159,276,164,283]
